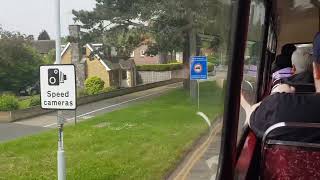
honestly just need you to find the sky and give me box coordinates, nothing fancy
[0,0,96,39]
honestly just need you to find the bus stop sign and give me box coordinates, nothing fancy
[40,64,77,110]
[190,56,208,80]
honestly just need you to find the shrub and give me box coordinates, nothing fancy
[85,76,105,95]
[29,96,41,107]
[103,86,117,93]
[136,63,183,71]
[0,94,19,111]
[77,89,88,97]
[208,62,214,72]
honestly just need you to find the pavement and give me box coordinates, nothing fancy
[0,82,182,142]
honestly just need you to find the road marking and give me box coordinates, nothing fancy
[197,111,211,127]
[206,155,219,169]
[43,84,181,128]
[173,121,222,180]
[210,173,216,180]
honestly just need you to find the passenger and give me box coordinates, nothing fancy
[271,48,314,92]
[285,48,313,83]
[271,44,296,86]
[246,32,320,142]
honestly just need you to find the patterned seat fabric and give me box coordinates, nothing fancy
[263,144,320,180]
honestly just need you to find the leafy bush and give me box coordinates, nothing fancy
[77,89,88,97]
[0,94,19,111]
[208,55,220,65]
[136,63,183,71]
[85,76,105,95]
[208,62,214,72]
[29,96,41,107]
[103,86,117,93]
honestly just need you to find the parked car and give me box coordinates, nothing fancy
[18,82,40,96]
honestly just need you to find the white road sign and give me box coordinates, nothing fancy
[40,65,77,110]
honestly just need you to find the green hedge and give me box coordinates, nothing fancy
[137,63,214,72]
[0,94,19,111]
[136,63,183,71]
[208,62,214,72]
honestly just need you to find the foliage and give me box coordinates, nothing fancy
[85,76,105,95]
[0,81,224,179]
[37,30,50,40]
[42,49,55,64]
[208,62,214,72]
[77,89,88,97]
[208,55,219,65]
[29,96,41,107]
[136,63,183,71]
[0,29,44,93]
[0,94,18,111]
[72,0,231,60]
[103,86,117,93]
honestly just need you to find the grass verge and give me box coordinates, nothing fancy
[0,81,224,180]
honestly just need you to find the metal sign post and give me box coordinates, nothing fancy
[40,64,76,180]
[55,0,65,178]
[197,80,200,110]
[190,56,208,110]
[57,111,65,180]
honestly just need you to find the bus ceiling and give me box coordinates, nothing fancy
[274,0,320,54]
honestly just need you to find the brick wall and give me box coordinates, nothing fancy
[132,45,161,65]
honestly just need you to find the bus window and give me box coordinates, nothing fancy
[0,0,237,180]
[239,0,266,139]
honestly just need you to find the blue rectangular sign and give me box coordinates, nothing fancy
[190,56,208,80]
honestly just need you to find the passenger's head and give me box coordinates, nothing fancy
[312,32,320,92]
[291,48,313,74]
[281,44,297,56]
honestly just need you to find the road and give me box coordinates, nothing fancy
[0,82,182,142]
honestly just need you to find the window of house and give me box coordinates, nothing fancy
[122,70,127,80]
[140,50,145,57]
[130,51,135,58]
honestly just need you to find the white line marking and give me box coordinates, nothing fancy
[196,111,211,127]
[43,84,181,128]
[206,155,219,169]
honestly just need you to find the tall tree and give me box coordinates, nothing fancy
[0,29,43,92]
[37,30,50,40]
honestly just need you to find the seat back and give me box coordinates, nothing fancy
[261,122,320,180]
[263,141,320,180]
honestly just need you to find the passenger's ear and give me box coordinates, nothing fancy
[292,65,296,74]
[313,62,320,80]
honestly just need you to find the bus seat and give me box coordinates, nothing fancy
[235,131,257,179]
[290,83,315,93]
[261,122,320,180]
[263,141,320,180]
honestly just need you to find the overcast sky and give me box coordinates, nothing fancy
[0,0,95,39]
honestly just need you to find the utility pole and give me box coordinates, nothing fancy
[55,0,66,180]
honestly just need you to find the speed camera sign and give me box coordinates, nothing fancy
[40,65,77,110]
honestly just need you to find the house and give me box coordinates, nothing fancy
[130,41,183,65]
[61,42,136,89]
[60,25,136,89]
[31,40,55,55]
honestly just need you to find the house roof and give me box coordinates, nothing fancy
[86,43,135,71]
[60,42,135,71]
[119,59,135,70]
[31,40,55,54]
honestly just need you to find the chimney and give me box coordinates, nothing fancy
[69,25,81,39]
[69,25,85,89]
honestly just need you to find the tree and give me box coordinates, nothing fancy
[38,30,50,40]
[0,29,44,93]
[73,0,232,89]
